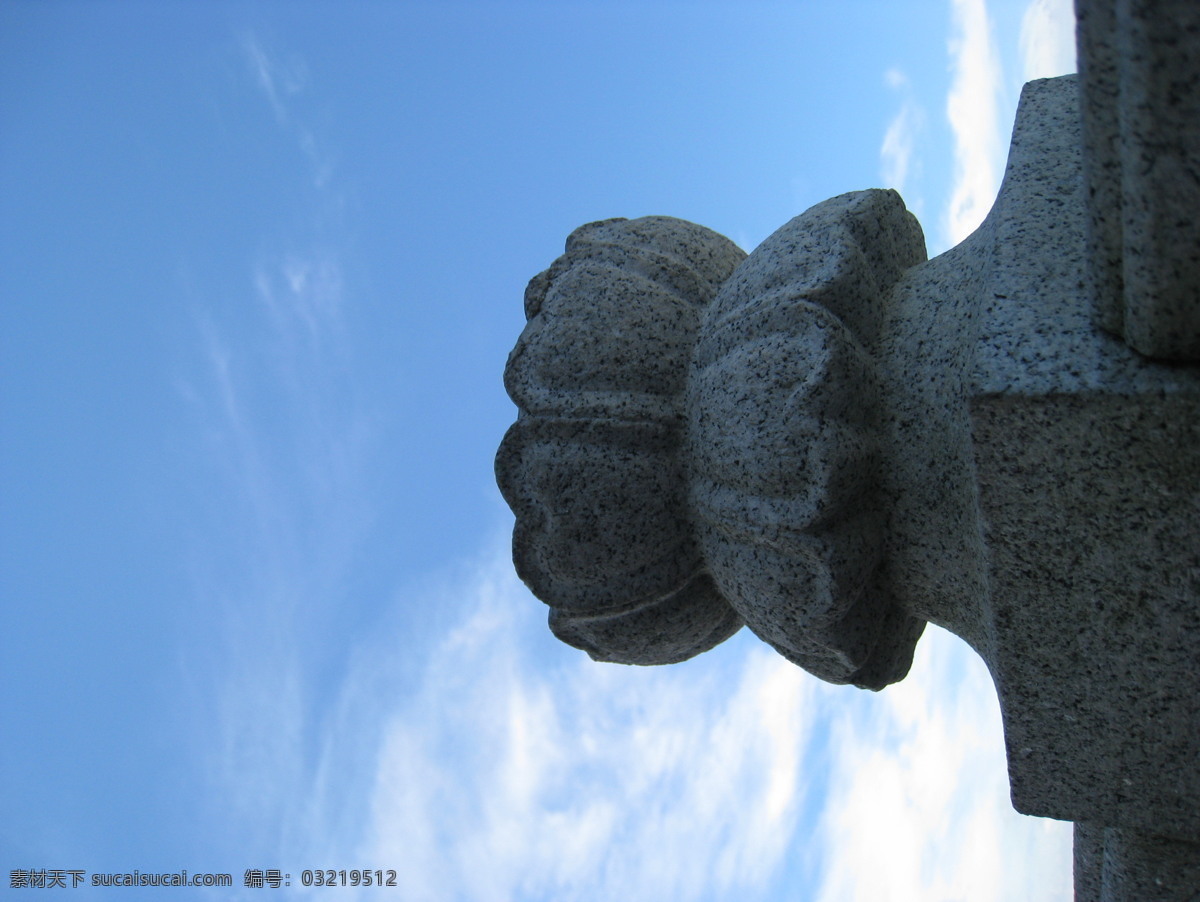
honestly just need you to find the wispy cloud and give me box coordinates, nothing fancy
[182,37,370,873]
[880,68,925,216]
[240,31,308,125]
[254,250,346,360]
[944,0,1007,247]
[1019,0,1077,82]
[240,31,336,191]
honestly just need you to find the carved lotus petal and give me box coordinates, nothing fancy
[495,216,747,665]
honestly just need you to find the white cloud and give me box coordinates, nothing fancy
[191,321,368,859]
[812,627,1073,902]
[1019,0,1077,82]
[944,0,1007,247]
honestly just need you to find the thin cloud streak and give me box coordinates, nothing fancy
[186,269,375,896]
[190,273,368,856]
[944,0,1006,247]
[240,31,307,125]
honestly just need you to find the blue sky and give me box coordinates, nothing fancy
[2,1,1077,898]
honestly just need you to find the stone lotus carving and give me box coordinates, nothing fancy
[496,69,1200,896]
[497,190,928,689]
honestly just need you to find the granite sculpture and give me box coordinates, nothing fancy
[497,3,1199,899]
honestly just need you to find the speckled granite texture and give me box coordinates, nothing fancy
[962,72,1200,900]
[1077,0,1200,360]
